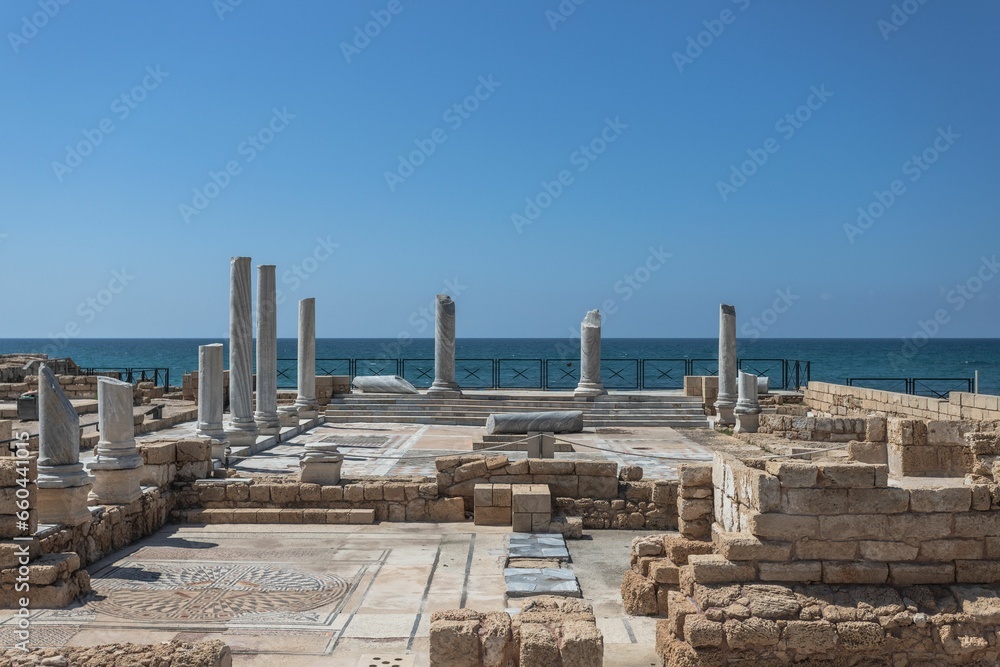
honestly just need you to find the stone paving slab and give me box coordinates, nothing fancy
[503,567,581,598]
[507,533,570,561]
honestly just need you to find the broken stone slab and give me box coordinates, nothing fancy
[37,365,92,526]
[299,443,344,485]
[504,567,581,598]
[486,411,583,435]
[508,533,570,561]
[352,375,419,394]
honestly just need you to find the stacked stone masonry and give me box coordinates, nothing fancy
[805,380,1000,422]
[474,482,512,526]
[430,596,603,667]
[512,484,552,533]
[437,454,679,530]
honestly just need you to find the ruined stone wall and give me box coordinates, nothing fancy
[805,380,1000,422]
[176,477,465,523]
[758,413,886,443]
[436,454,679,530]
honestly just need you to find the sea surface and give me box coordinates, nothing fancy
[0,338,996,396]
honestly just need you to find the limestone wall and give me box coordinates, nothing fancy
[430,597,603,667]
[758,413,886,443]
[805,380,1000,422]
[2,640,232,666]
[436,455,679,530]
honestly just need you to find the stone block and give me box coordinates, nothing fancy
[758,561,821,582]
[620,569,657,616]
[764,461,817,488]
[909,487,972,513]
[846,488,909,514]
[574,461,617,477]
[686,554,756,584]
[920,539,983,561]
[816,463,875,488]
[723,617,779,650]
[679,498,713,521]
[847,441,888,465]
[683,616,723,648]
[822,561,888,584]
[512,484,551,514]
[534,474,578,498]
[474,484,493,508]
[349,508,376,524]
[889,562,955,585]
[679,463,712,487]
[648,561,680,585]
[956,560,1000,583]
[928,420,962,445]
[493,484,512,507]
[865,416,887,443]
[795,538,858,561]
[784,620,837,652]
[713,526,792,562]
[954,511,1000,537]
[858,540,919,561]
[782,488,849,515]
[175,440,211,462]
[429,614,481,667]
[427,498,466,522]
[475,506,510,526]
[512,512,532,533]
[836,621,885,650]
[140,442,175,465]
[528,459,575,475]
[577,475,618,499]
[817,514,889,540]
[748,513,818,540]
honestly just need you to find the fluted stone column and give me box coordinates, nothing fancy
[254,265,280,435]
[574,309,607,397]
[294,297,319,418]
[89,377,143,504]
[225,256,259,446]
[427,294,461,396]
[37,365,92,526]
[714,304,737,426]
[196,343,228,463]
[734,371,762,434]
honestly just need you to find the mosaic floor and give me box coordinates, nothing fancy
[1,524,658,665]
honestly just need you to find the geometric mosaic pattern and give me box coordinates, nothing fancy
[90,562,351,622]
[319,435,391,449]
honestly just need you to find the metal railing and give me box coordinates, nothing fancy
[77,367,171,391]
[277,357,811,391]
[846,377,973,399]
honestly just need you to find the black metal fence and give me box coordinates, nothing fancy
[77,367,171,391]
[276,358,811,391]
[846,377,973,399]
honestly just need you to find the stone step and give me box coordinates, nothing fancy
[182,508,375,525]
[330,396,702,406]
[323,415,707,427]
[327,404,703,413]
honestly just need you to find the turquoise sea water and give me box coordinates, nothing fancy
[0,338,996,395]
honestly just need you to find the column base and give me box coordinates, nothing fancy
[299,445,344,485]
[427,382,462,397]
[733,412,760,434]
[196,426,226,441]
[225,421,260,446]
[89,465,144,505]
[254,412,282,435]
[278,406,300,427]
[714,397,736,427]
[294,400,319,419]
[38,484,94,527]
[207,439,230,463]
[574,383,607,398]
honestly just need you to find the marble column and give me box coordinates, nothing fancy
[196,343,228,463]
[36,365,92,526]
[294,297,319,418]
[574,309,607,397]
[225,256,259,446]
[89,377,144,504]
[428,294,461,396]
[254,265,280,435]
[714,304,737,426]
[734,371,762,434]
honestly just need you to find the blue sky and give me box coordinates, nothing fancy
[2,0,997,340]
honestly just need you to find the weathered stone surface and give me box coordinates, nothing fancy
[428,294,461,396]
[294,298,319,415]
[351,375,419,394]
[574,309,606,397]
[225,256,259,444]
[621,569,657,615]
[485,411,583,435]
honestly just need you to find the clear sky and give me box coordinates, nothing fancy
[2,0,997,340]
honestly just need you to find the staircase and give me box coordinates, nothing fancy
[324,392,708,428]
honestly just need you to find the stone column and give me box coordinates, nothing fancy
[225,256,259,446]
[428,294,461,396]
[294,297,319,418]
[89,377,144,504]
[196,343,228,463]
[734,371,762,434]
[575,309,607,397]
[254,264,281,435]
[36,365,92,526]
[714,304,737,426]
